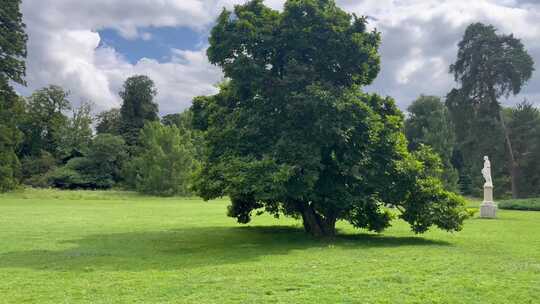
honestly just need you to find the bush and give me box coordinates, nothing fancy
[21,151,57,188]
[498,199,540,211]
[48,135,127,189]
[48,162,89,189]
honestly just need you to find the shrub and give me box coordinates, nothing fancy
[48,135,127,189]
[498,199,540,211]
[21,151,57,188]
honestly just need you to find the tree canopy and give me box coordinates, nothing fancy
[119,75,159,147]
[0,0,27,191]
[193,0,467,236]
[0,0,27,85]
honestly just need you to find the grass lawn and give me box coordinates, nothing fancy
[0,189,539,304]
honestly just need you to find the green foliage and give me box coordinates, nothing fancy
[126,121,197,196]
[96,108,121,135]
[0,0,27,192]
[20,85,71,157]
[119,75,159,147]
[499,198,540,211]
[48,159,90,189]
[0,0,27,85]
[194,0,467,236]
[450,23,534,100]
[405,95,459,191]
[0,78,24,192]
[57,101,94,161]
[506,101,540,197]
[162,109,204,160]
[49,134,127,189]
[21,150,56,188]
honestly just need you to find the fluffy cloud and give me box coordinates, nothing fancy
[19,0,540,115]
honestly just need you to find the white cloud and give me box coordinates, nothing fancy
[19,0,540,115]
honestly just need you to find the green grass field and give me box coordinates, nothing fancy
[0,189,539,304]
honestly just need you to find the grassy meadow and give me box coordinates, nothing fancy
[0,188,539,303]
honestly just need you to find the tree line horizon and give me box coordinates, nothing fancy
[1,0,537,236]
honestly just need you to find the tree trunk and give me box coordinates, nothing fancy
[499,110,519,198]
[300,203,336,237]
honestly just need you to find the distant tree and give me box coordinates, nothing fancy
[161,113,182,128]
[193,0,467,237]
[0,0,27,191]
[96,108,121,135]
[119,75,159,147]
[57,101,94,161]
[448,23,534,198]
[49,134,127,189]
[125,121,197,196]
[162,109,203,159]
[20,85,71,157]
[506,101,540,197]
[405,95,459,191]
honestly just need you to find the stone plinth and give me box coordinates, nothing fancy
[480,185,497,218]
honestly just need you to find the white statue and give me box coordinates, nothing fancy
[480,155,496,218]
[481,156,493,187]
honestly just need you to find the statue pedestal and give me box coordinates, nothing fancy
[480,185,497,218]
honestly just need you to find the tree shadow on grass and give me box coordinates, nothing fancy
[0,225,450,272]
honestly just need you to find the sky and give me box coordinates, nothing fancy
[18,0,540,115]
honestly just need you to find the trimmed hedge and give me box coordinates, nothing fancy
[498,198,540,211]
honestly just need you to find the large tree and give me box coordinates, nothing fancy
[405,95,459,191]
[0,0,27,191]
[193,0,467,237]
[448,23,534,198]
[119,75,159,147]
[20,85,71,158]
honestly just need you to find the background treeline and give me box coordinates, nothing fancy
[11,77,199,196]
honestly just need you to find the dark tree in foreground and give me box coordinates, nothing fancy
[119,75,159,147]
[448,23,534,198]
[192,0,468,236]
[0,0,27,191]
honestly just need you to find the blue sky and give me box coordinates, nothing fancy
[98,27,206,64]
[19,0,540,114]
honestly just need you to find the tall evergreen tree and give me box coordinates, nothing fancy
[0,0,27,191]
[448,23,534,198]
[118,75,159,147]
